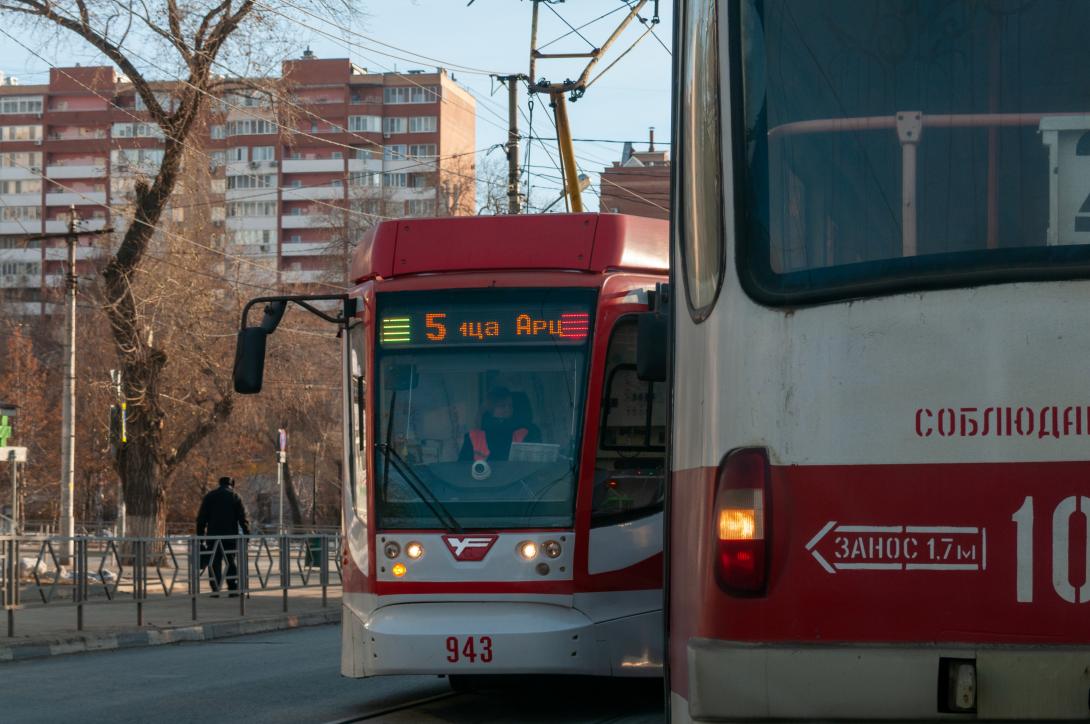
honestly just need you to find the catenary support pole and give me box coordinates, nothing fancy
[551,91,584,213]
[60,205,78,564]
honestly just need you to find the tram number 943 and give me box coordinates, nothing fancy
[446,635,493,663]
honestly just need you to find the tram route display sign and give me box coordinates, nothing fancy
[379,304,591,348]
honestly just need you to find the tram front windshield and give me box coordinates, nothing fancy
[374,289,594,530]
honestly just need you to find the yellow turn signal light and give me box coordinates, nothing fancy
[391,562,407,578]
[719,508,757,541]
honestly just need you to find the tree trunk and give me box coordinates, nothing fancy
[282,461,304,530]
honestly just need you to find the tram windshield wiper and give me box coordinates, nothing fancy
[376,443,462,532]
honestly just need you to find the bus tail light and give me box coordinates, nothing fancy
[714,448,770,595]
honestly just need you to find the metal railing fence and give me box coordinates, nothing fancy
[0,532,342,637]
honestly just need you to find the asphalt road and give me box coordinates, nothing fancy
[0,625,665,723]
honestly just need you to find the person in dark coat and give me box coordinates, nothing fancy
[196,476,251,596]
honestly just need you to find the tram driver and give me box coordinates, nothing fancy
[458,386,541,462]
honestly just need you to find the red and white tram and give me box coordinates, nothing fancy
[235,213,667,685]
[666,0,1090,720]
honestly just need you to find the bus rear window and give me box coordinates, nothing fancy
[738,0,1090,304]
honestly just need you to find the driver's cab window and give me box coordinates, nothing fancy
[592,316,666,525]
[349,321,367,519]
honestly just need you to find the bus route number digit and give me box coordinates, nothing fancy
[445,635,493,663]
[426,313,447,341]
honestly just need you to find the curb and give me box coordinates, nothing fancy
[0,607,340,662]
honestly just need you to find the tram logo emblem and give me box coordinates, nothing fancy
[443,535,498,561]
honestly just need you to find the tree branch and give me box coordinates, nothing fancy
[163,393,234,476]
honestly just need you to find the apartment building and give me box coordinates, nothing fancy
[598,129,670,221]
[0,55,477,315]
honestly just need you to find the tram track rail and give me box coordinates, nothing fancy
[321,691,462,723]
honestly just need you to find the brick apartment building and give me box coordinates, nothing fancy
[598,129,670,220]
[0,55,476,315]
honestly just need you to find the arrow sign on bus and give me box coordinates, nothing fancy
[805,521,987,574]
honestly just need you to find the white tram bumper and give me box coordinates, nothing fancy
[680,638,1090,721]
[356,601,605,676]
[343,599,662,678]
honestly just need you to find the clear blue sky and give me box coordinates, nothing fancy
[0,1,673,210]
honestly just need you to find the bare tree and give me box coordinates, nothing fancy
[0,0,357,537]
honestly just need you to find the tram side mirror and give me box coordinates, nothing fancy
[259,300,288,333]
[390,364,420,391]
[636,312,667,382]
[233,327,268,394]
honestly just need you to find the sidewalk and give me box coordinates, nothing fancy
[0,586,341,662]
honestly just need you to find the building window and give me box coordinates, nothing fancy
[226,174,276,190]
[383,117,406,134]
[0,125,42,141]
[407,116,437,133]
[110,148,164,171]
[406,199,435,217]
[0,179,42,194]
[348,115,381,133]
[331,152,343,160]
[231,229,276,246]
[111,122,165,139]
[353,147,373,160]
[407,144,436,160]
[226,119,276,136]
[226,201,276,217]
[349,172,380,188]
[251,146,275,161]
[383,144,407,161]
[227,147,247,162]
[210,179,226,194]
[384,86,438,104]
[383,172,407,188]
[0,206,41,221]
[0,96,43,115]
[209,150,226,167]
[210,125,226,140]
[408,173,429,189]
[0,152,41,169]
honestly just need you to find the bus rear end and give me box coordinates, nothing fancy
[671,1,1090,720]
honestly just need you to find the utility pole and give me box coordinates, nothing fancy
[277,428,287,534]
[60,206,78,562]
[494,74,528,214]
[28,209,113,564]
[109,369,126,537]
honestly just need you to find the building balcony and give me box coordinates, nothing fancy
[225,188,278,202]
[1,301,57,316]
[46,164,107,179]
[42,246,100,261]
[0,192,42,206]
[347,159,382,173]
[225,216,277,231]
[45,191,107,206]
[44,217,108,234]
[0,220,42,234]
[280,241,332,256]
[0,247,41,263]
[281,159,344,174]
[0,166,41,180]
[280,214,336,229]
[282,185,343,202]
[226,160,277,176]
[388,187,436,202]
[279,269,328,284]
[383,158,437,172]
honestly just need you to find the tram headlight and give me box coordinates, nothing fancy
[406,541,424,560]
[542,540,562,558]
[384,541,401,559]
[517,541,538,560]
[391,562,407,578]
